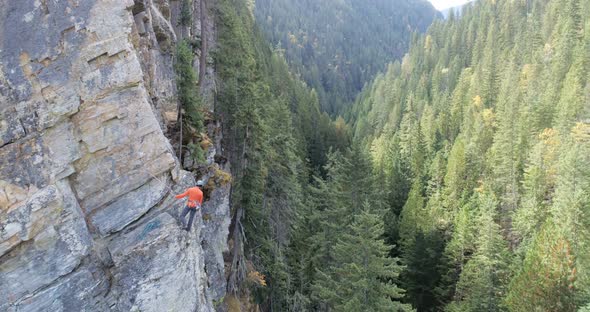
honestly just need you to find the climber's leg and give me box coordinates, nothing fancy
[180,206,190,228]
[186,208,197,232]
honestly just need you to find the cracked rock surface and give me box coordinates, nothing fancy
[0,1,227,311]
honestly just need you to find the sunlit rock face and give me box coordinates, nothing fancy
[0,1,228,311]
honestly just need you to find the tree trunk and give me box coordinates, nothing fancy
[198,0,208,89]
[178,111,184,163]
[228,206,245,294]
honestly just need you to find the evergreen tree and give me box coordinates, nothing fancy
[314,205,412,312]
[512,128,559,251]
[436,199,477,306]
[401,230,445,312]
[346,0,590,310]
[214,0,348,304]
[398,179,427,249]
[448,190,510,312]
[175,39,203,131]
[550,125,590,305]
[505,222,577,312]
[382,135,412,257]
[442,137,469,222]
[488,63,523,219]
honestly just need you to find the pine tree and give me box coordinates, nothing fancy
[254,0,439,114]
[479,20,499,107]
[212,0,590,308]
[398,94,427,181]
[436,199,477,306]
[175,39,204,131]
[505,222,577,312]
[287,182,326,311]
[555,56,585,134]
[214,0,345,302]
[442,137,469,221]
[309,173,345,271]
[382,135,412,257]
[314,205,412,312]
[398,179,427,249]
[341,0,590,310]
[488,63,523,221]
[550,124,590,304]
[512,128,559,251]
[448,190,510,312]
[401,230,445,312]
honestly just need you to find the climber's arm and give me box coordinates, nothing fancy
[175,191,188,199]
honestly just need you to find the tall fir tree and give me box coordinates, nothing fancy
[314,205,412,312]
[447,190,510,312]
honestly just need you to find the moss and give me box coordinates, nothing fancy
[199,133,213,151]
[202,165,232,197]
[212,166,232,186]
[212,296,224,308]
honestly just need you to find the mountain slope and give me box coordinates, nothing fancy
[255,0,440,113]
[347,0,590,309]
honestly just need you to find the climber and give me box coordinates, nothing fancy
[175,180,205,232]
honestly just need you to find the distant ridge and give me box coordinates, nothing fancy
[254,0,441,114]
[440,1,473,18]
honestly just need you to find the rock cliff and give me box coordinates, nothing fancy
[0,0,230,311]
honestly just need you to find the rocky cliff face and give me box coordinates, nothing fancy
[0,0,229,311]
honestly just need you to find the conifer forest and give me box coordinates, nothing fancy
[217,0,590,310]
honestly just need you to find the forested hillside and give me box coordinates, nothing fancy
[216,0,589,311]
[213,0,352,309]
[215,0,420,310]
[343,0,590,310]
[254,0,440,113]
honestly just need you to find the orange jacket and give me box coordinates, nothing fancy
[176,187,203,208]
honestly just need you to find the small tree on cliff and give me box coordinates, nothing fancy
[175,40,204,162]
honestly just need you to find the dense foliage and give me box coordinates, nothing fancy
[287,148,414,311]
[175,39,206,162]
[213,0,589,310]
[213,0,368,309]
[347,0,590,310]
[254,0,440,114]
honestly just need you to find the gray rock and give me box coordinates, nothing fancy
[133,0,179,130]
[191,0,218,107]
[150,2,177,52]
[0,136,50,192]
[8,263,110,312]
[0,109,26,148]
[90,173,169,236]
[201,181,231,302]
[0,1,230,311]
[70,85,176,213]
[43,122,83,180]
[0,181,92,310]
[108,212,212,312]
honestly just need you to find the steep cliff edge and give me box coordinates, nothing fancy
[0,0,229,311]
